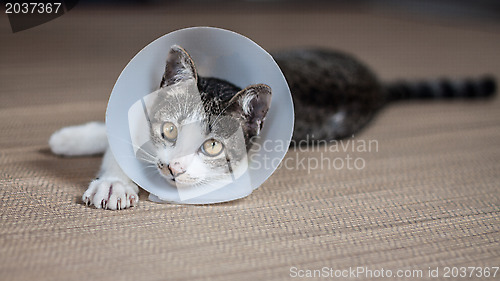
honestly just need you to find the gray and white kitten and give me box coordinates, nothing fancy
[50,45,496,210]
[49,46,271,209]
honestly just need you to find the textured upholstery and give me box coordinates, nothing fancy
[1,5,499,280]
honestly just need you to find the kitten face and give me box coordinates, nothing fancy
[146,45,271,187]
[148,80,246,186]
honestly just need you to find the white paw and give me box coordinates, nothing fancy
[49,122,107,156]
[83,178,139,210]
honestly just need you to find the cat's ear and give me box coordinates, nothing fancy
[227,84,272,139]
[160,45,197,88]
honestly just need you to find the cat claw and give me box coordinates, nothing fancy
[130,195,137,206]
[101,199,108,209]
[82,178,139,210]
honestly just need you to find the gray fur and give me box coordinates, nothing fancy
[272,48,383,143]
[273,48,496,144]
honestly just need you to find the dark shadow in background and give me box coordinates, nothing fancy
[5,0,79,32]
[77,0,500,22]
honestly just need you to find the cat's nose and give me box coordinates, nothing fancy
[168,162,186,177]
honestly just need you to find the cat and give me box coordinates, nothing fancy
[50,45,271,209]
[272,48,495,142]
[49,45,496,210]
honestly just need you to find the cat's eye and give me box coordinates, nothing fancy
[201,139,224,157]
[161,122,178,141]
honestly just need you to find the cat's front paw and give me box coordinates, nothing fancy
[83,178,139,210]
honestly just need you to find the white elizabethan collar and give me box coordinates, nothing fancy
[106,27,294,204]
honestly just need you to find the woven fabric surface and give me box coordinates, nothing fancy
[1,5,499,281]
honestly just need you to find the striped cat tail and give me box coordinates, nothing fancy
[385,76,496,101]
